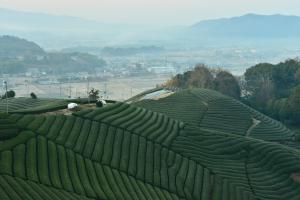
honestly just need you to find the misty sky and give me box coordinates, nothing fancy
[1,0,300,25]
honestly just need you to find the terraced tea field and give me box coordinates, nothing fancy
[0,89,300,200]
[0,98,69,114]
[134,89,295,143]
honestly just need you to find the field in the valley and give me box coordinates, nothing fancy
[4,75,170,101]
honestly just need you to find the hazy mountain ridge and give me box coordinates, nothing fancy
[0,8,135,48]
[61,45,165,55]
[0,7,123,31]
[190,13,300,39]
[2,8,300,49]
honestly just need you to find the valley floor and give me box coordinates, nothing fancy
[3,74,170,101]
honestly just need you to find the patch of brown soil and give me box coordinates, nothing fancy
[291,173,300,184]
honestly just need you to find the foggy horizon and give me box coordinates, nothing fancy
[1,0,300,26]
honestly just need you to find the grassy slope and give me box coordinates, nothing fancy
[0,89,299,199]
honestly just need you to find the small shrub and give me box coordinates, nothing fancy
[30,92,37,99]
[2,90,15,99]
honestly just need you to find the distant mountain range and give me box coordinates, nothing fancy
[0,8,135,48]
[189,13,300,39]
[0,8,126,31]
[2,7,300,48]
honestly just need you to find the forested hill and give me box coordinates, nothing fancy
[0,35,106,74]
[164,59,300,133]
[0,35,45,58]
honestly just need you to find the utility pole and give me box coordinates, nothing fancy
[3,80,8,113]
[59,84,62,98]
[104,83,107,99]
[87,79,90,95]
[69,85,72,99]
[68,77,72,99]
[87,77,90,103]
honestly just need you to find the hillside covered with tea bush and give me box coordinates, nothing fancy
[0,89,300,200]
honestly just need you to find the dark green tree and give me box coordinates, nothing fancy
[272,59,300,97]
[214,71,241,99]
[244,63,274,99]
[30,92,37,99]
[2,90,15,99]
[287,86,300,124]
[244,63,277,111]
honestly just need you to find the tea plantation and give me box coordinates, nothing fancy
[0,98,69,114]
[134,89,295,143]
[0,89,300,199]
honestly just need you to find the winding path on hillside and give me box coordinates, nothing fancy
[246,118,261,137]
